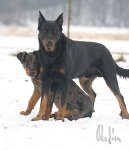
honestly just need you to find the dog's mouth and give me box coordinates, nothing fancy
[43,39,56,52]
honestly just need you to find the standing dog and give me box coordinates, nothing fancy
[17,51,94,120]
[36,11,129,121]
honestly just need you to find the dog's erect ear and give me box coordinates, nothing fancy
[55,13,63,27]
[29,52,36,63]
[17,52,27,63]
[38,11,45,30]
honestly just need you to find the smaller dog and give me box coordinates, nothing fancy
[17,51,94,120]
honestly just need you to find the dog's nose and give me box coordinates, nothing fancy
[47,40,53,47]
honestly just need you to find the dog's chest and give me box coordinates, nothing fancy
[42,64,65,79]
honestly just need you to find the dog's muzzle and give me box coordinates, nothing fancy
[47,40,53,48]
[43,39,56,52]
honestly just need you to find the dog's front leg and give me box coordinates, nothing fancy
[20,88,41,116]
[32,78,52,121]
[42,90,56,120]
[56,80,69,121]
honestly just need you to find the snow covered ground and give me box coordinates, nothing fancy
[0,27,129,150]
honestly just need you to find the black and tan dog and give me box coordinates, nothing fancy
[36,11,129,121]
[17,51,94,120]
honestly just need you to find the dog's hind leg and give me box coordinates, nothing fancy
[79,76,96,105]
[101,67,129,119]
[64,109,80,120]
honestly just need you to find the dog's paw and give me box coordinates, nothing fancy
[20,111,30,116]
[51,112,58,119]
[120,112,129,119]
[42,114,50,120]
[56,115,64,122]
[31,115,42,121]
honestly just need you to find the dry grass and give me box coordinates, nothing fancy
[0,25,38,37]
[70,32,129,40]
[1,25,129,41]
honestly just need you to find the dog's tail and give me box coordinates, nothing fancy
[116,63,129,78]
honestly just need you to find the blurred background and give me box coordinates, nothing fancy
[1,1,129,148]
[1,0,129,27]
[0,0,129,40]
[0,0,129,60]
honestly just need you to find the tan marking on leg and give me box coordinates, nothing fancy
[116,95,129,119]
[43,91,55,120]
[43,104,53,120]
[32,94,48,121]
[107,85,129,119]
[79,76,86,89]
[20,89,41,116]
[56,104,66,121]
[79,76,95,104]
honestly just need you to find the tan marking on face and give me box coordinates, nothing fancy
[42,39,56,52]
[23,65,30,76]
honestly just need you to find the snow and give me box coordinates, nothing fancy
[0,27,129,150]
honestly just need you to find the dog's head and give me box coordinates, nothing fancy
[38,11,63,53]
[17,52,40,78]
